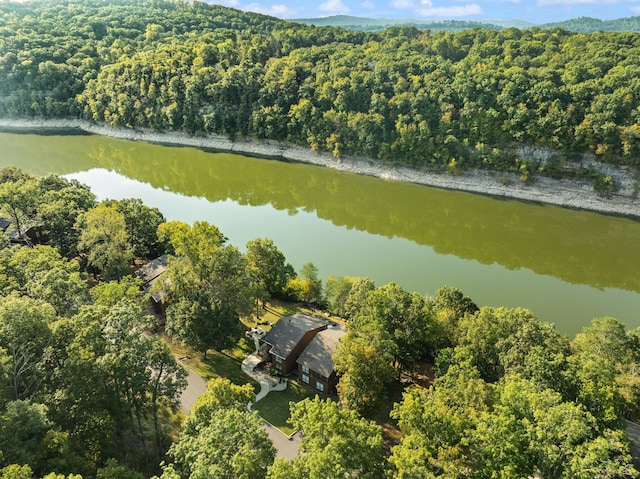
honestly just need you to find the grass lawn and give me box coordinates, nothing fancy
[252,380,317,435]
[162,301,336,434]
[163,334,260,394]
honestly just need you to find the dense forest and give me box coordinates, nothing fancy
[1,0,640,179]
[1,167,640,479]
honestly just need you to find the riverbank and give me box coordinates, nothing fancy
[1,117,639,218]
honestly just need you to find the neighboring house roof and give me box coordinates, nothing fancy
[135,255,168,286]
[297,327,346,378]
[134,255,168,302]
[7,223,44,245]
[0,217,10,232]
[262,313,329,359]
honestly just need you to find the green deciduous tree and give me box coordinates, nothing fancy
[429,285,478,348]
[568,317,640,425]
[167,408,274,479]
[245,238,295,299]
[182,378,255,437]
[457,306,569,383]
[0,294,56,400]
[268,397,385,479]
[0,401,52,472]
[390,373,637,479]
[355,283,436,373]
[37,176,96,258]
[0,465,33,479]
[163,221,251,359]
[286,262,324,306]
[8,246,89,317]
[0,175,38,246]
[334,319,396,417]
[102,199,165,258]
[77,205,133,280]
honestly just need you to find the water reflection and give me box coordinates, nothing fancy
[2,132,640,328]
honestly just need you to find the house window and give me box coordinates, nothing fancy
[302,365,309,374]
[316,381,324,392]
[302,374,309,384]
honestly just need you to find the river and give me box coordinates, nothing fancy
[2,130,639,336]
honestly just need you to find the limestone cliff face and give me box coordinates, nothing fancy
[1,118,639,218]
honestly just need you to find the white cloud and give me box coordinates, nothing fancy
[537,0,616,4]
[216,0,241,7]
[244,2,297,16]
[417,2,482,16]
[390,0,417,8]
[319,0,351,13]
[360,0,376,8]
[632,4,640,12]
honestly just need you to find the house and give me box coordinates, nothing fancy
[296,327,346,395]
[259,313,329,375]
[134,254,168,315]
[0,217,10,233]
[7,222,48,246]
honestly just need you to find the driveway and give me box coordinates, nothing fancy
[179,365,207,413]
[178,359,300,460]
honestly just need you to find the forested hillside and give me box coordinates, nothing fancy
[1,0,640,174]
[294,14,640,33]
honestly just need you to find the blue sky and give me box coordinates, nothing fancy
[206,0,640,24]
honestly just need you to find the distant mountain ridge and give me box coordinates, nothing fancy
[292,14,640,32]
[540,16,640,32]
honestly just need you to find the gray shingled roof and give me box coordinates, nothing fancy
[135,255,168,287]
[134,255,168,303]
[262,313,328,359]
[296,327,346,378]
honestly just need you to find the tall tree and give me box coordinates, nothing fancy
[429,285,478,348]
[162,221,251,359]
[0,294,56,400]
[77,205,133,280]
[245,238,295,298]
[286,262,323,306]
[37,176,96,258]
[0,175,38,246]
[334,319,396,417]
[182,378,255,437]
[245,238,295,315]
[568,317,640,425]
[9,246,89,317]
[166,408,275,479]
[355,283,435,373]
[102,198,165,258]
[268,397,386,479]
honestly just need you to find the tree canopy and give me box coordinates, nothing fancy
[1,0,640,177]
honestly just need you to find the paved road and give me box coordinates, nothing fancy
[178,360,300,460]
[179,365,207,412]
[264,421,301,461]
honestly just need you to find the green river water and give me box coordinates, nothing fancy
[1,131,639,336]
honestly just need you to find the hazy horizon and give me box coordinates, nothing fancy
[203,0,639,25]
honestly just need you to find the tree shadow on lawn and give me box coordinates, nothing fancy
[252,380,317,436]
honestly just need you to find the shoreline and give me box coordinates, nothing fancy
[1,117,639,219]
